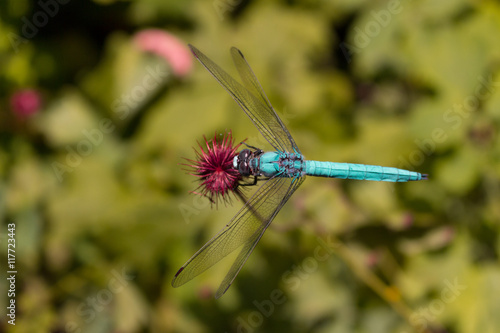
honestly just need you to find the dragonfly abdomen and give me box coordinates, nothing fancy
[305,160,426,182]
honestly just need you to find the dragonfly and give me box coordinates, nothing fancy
[172,44,427,298]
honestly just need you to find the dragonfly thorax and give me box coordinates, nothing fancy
[255,151,306,178]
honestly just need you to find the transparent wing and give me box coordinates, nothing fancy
[230,47,300,154]
[188,44,299,154]
[171,175,305,298]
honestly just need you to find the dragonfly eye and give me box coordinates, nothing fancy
[238,160,250,175]
[237,149,251,176]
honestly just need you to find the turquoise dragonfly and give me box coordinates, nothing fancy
[172,45,427,298]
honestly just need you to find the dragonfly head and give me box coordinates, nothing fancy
[234,149,252,176]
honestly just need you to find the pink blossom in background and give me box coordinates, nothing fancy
[10,89,42,117]
[365,251,380,268]
[133,29,193,77]
[401,212,414,228]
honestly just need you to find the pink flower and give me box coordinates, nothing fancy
[133,29,192,77]
[10,89,42,117]
[183,131,243,206]
[366,251,380,268]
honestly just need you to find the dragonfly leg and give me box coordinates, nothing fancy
[239,175,259,186]
[239,175,273,187]
[240,142,263,154]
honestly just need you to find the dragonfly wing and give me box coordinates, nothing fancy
[188,44,297,153]
[230,47,300,154]
[215,175,305,298]
[171,175,305,297]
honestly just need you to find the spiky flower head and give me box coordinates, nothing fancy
[183,131,243,206]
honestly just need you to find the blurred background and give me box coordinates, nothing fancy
[1,0,500,332]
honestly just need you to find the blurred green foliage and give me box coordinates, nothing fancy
[1,0,500,332]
